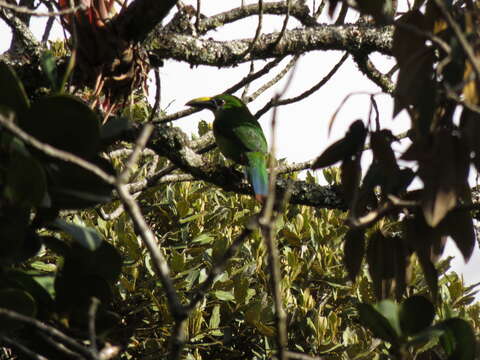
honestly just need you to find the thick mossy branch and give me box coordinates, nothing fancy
[154,24,393,66]
[124,124,346,210]
[198,1,318,33]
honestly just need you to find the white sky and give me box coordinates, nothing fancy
[0,0,478,292]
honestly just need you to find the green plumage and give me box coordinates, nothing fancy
[186,94,269,201]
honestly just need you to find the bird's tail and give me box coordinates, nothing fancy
[245,152,268,202]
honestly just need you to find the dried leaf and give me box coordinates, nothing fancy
[404,217,439,299]
[313,120,366,169]
[392,10,428,67]
[439,210,476,262]
[341,155,361,206]
[419,129,458,227]
[344,228,365,281]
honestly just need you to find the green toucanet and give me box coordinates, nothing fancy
[186,94,269,202]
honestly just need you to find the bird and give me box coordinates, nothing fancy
[186,94,269,202]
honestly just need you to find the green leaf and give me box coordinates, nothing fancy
[0,61,29,117]
[4,152,47,207]
[357,303,399,344]
[400,296,435,335]
[100,116,130,140]
[40,51,60,92]
[52,218,102,251]
[440,318,476,360]
[209,304,221,330]
[21,95,100,159]
[214,290,235,302]
[234,276,249,305]
[47,156,114,209]
[374,300,401,336]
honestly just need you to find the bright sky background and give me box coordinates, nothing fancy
[1,0,478,292]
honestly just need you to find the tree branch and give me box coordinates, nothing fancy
[198,1,318,33]
[115,0,178,42]
[123,124,346,210]
[153,24,393,67]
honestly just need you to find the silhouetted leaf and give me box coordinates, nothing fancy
[439,210,475,262]
[419,130,457,227]
[21,95,100,159]
[341,155,361,206]
[400,296,435,335]
[392,10,428,67]
[440,318,476,360]
[344,228,365,281]
[4,152,47,207]
[394,51,435,118]
[404,216,439,298]
[47,156,114,209]
[100,116,130,140]
[0,62,29,117]
[392,236,410,299]
[367,231,395,299]
[312,138,350,169]
[0,207,29,264]
[313,120,366,169]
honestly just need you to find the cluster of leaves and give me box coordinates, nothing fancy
[0,61,124,355]
[313,0,478,304]
[87,137,477,360]
[309,1,480,358]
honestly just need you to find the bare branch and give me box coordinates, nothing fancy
[0,0,85,16]
[0,308,95,359]
[255,52,348,118]
[0,336,49,360]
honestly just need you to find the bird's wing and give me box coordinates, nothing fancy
[231,123,268,153]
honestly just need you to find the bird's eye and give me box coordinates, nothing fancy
[214,98,225,107]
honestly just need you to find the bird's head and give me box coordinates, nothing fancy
[186,94,246,113]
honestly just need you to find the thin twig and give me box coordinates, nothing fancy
[115,126,186,359]
[195,0,201,32]
[88,297,100,357]
[35,331,84,360]
[0,336,49,360]
[0,0,85,16]
[255,52,348,118]
[271,0,291,49]
[433,0,480,81]
[0,308,95,359]
[148,68,161,123]
[239,0,263,59]
[242,60,256,101]
[226,56,285,95]
[118,124,154,184]
[258,61,298,360]
[248,55,298,103]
